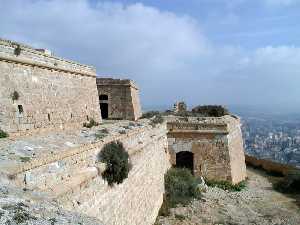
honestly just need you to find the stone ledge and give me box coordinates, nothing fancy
[0,124,166,177]
[168,130,229,134]
[0,55,96,77]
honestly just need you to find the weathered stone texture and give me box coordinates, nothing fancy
[1,122,170,225]
[167,115,247,184]
[96,78,142,120]
[0,39,101,135]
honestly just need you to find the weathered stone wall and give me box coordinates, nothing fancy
[0,39,101,135]
[245,154,299,176]
[96,78,142,120]
[167,115,247,184]
[1,123,170,225]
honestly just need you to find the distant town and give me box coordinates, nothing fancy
[241,114,300,168]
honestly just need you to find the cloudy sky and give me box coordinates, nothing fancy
[1,0,300,112]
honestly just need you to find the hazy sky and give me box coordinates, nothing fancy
[1,0,300,111]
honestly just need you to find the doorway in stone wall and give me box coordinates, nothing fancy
[176,151,194,174]
[100,103,108,119]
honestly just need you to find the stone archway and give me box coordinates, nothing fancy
[176,151,194,174]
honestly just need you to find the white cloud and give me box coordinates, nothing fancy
[0,0,300,110]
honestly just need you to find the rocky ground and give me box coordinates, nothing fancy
[0,184,103,225]
[156,167,300,225]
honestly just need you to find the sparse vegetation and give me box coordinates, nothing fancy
[14,45,21,56]
[174,214,186,221]
[191,105,229,117]
[49,217,57,225]
[98,141,131,186]
[95,128,109,140]
[150,114,164,127]
[2,202,36,224]
[83,118,99,128]
[273,170,300,194]
[141,111,160,119]
[159,168,201,216]
[205,179,247,192]
[19,156,31,163]
[0,129,8,138]
[11,91,20,101]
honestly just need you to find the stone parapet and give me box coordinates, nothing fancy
[0,38,96,76]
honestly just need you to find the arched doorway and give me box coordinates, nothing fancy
[99,95,108,119]
[176,151,194,174]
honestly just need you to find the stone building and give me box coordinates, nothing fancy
[0,39,101,135]
[167,115,247,184]
[96,78,142,121]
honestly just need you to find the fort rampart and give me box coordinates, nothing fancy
[0,39,101,135]
[0,122,170,225]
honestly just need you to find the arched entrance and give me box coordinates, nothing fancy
[99,95,108,119]
[176,151,194,174]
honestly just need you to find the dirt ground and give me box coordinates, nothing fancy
[156,167,300,225]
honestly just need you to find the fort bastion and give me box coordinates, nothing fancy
[0,39,101,135]
[0,39,247,225]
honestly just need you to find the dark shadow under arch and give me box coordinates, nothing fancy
[176,151,194,174]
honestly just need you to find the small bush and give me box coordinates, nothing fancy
[95,128,109,140]
[98,141,131,186]
[83,118,99,128]
[164,168,201,209]
[150,114,164,127]
[0,129,8,138]
[205,179,247,192]
[273,170,300,194]
[11,91,20,101]
[174,214,186,221]
[141,111,160,119]
[191,105,229,117]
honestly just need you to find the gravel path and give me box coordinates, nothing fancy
[156,167,300,225]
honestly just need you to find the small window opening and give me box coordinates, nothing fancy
[48,113,51,121]
[71,113,73,119]
[18,105,23,114]
[86,115,89,121]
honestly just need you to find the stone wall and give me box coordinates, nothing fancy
[96,78,142,121]
[167,115,247,184]
[0,39,101,135]
[245,154,299,176]
[1,122,170,225]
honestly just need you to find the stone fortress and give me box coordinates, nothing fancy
[0,39,246,225]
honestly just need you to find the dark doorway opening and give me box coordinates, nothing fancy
[100,103,108,119]
[99,95,108,101]
[176,151,194,174]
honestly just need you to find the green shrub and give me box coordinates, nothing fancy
[83,118,99,128]
[11,91,20,101]
[95,128,109,140]
[191,105,229,117]
[0,129,8,138]
[98,141,131,186]
[150,114,164,127]
[141,111,160,119]
[274,170,300,193]
[205,179,247,192]
[164,168,201,208]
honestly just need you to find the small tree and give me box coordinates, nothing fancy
[98,141,131,186]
